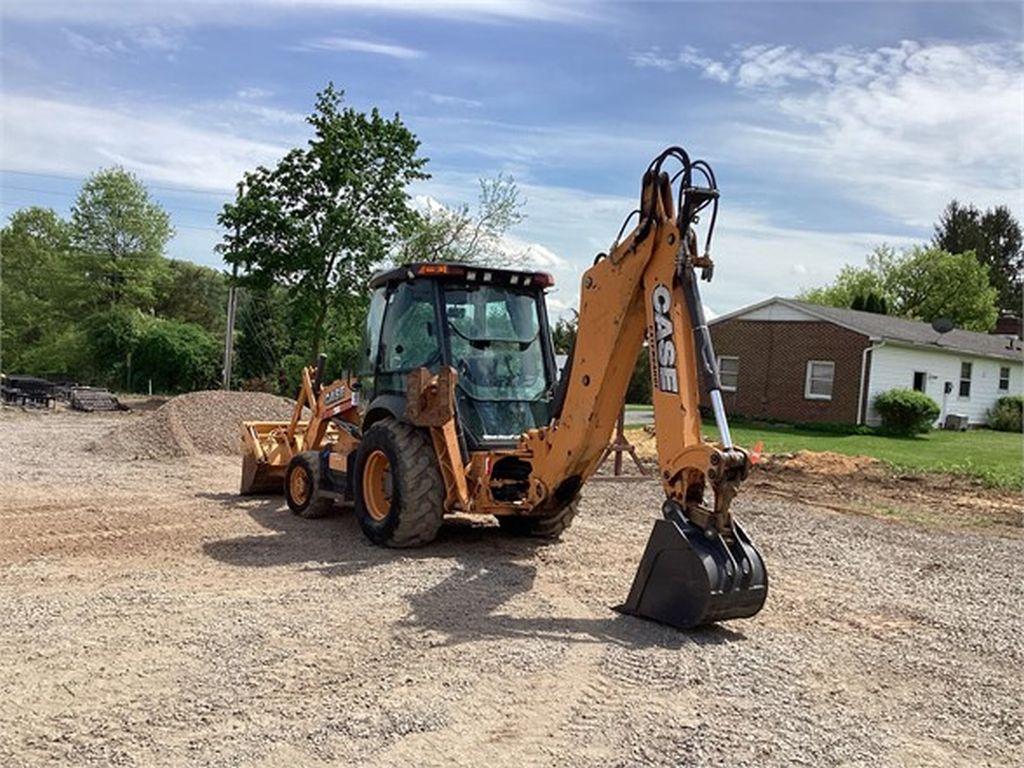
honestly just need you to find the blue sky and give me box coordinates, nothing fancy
[2,1,1022,315]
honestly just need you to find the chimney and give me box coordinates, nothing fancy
[992,312,1022,339]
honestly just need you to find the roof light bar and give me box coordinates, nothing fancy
[416,264,464,277]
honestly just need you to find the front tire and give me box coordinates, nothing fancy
[285,451,335,519]
[353,419,444,547]
[498,499,579,539]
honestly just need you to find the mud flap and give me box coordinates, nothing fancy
[240,454,284,495]
[616,504,767,629]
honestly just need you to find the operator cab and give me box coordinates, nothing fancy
[360,263,559,449]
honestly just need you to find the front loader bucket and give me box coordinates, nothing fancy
[240,454,285,495]
[617,514,767,629]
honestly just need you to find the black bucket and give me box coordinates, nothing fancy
[616,504,768,629]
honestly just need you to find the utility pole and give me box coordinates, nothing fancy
[222,180,243,390]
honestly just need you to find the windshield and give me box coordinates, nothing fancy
[444,284,552,441]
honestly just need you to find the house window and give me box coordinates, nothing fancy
[804,360,834,400]
[958,362,972,398]
[718,356,739,392]
[999,366,1010,391]
[912,371,926,392]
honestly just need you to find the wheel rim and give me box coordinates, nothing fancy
[289,465,310,505]
[362,450,393,521]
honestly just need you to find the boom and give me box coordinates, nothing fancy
[521,147,767,627]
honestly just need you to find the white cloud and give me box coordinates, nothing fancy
[422,170,926,316]
[237,87,274,100]
[413,115,659,170]
[426,92,483,109]
[299,36,424,59]
[60,24,182,57]
[1,94,287,191]
[629,45,730,82]
[633,40,1024,228]
[61,28,117,56]
[8,1,588,25]
[127,25,184,52]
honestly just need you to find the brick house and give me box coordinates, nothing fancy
[705,298,1023,426]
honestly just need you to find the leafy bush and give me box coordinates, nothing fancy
[132,318,220,393]
[874,388,940,436]
[987,395,1023,433]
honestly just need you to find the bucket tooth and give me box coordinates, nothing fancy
[616,513,767,629]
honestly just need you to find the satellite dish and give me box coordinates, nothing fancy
[931,317,954,334]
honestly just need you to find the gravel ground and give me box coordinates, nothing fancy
[1,407,1021,767]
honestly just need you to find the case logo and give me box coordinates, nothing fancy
[651,284,679,393]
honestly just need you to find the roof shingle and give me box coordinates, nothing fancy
[719,298,1023,362]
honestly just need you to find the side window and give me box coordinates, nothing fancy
[958,361,972,398]
[718,356,739,392]
[912,371,926,392]
[378,281,440,374]
[359,288,387,376]
[999,366,1010,391]
[804,360,834,400]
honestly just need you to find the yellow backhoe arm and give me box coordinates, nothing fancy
[522,152,745,533]
[522,147,767,628]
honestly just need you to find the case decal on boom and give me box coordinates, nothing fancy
[651,283,679,393]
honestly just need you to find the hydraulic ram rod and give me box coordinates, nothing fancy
[679,260,733,450]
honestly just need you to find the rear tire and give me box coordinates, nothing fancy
[498,498,579,539]
[285,451,335,519]
[353,419,444,547]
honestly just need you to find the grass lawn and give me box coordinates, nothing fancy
[626,410,1022,489]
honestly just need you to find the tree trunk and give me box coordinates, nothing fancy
[310,300,328,360]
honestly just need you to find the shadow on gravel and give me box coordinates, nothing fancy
[200,492,743,651]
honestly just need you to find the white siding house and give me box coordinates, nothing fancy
[864,343,1021,426]
[710,297,1023,426]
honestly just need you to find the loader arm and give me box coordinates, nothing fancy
[520,147,767,627]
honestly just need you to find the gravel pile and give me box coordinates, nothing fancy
[94,390,299,459]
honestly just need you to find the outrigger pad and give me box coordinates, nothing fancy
[616,512,767,630]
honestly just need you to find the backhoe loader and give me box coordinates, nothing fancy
[241,146,767,628]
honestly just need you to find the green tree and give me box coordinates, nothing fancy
[219,83,428,358]
[850,291,888,315]
[133,318,220,393]
[155,260,228,335]
[71,167,173,310]
[0,207,78,370]
[800,246,998,331]
[625,348,652,405]
[550,314,578,355]
[233,286,290,388]
[799,257,887,310]
[933,200,1023,313]
[397,174,526,265]
[885,247,997,331]
[81,306,148,388]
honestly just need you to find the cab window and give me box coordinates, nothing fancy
[378,281,441,377]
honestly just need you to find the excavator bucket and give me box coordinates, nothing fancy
[240,453,285,495]
[617,509,767,629]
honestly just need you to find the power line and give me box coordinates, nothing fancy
[0,183,224,216]
[0,168,235,198]
[0,199,223,234]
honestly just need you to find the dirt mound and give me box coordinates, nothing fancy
[767,450,881,475]
[95,390,298,459]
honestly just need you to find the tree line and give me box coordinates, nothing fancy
[2,83,525,394]
[5,81,1017,396]
[799,203,1022,331]
[2,169,228,392]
